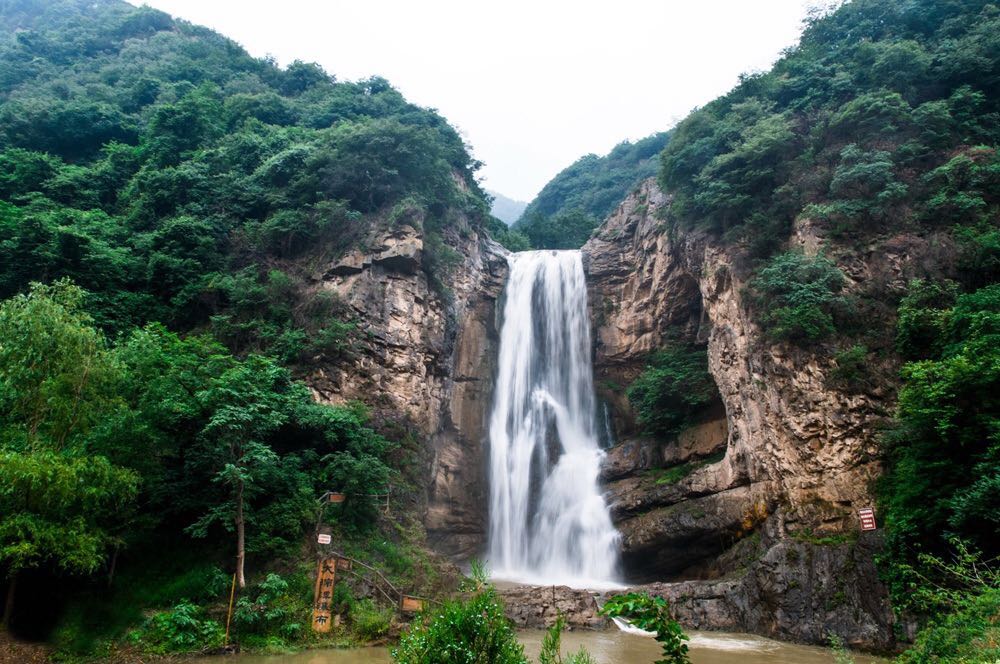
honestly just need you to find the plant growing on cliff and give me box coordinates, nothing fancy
[826,634,855,664]
[626,343,716,439]
[599,593,690,664]
[748,251,847,343]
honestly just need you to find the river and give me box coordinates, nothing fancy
[191,629,887,664]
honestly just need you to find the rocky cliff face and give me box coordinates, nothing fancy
[581,178,947,649]
[305,212,508,559]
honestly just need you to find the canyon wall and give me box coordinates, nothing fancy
[297,178,942,649]
[305,212,508,559]
[582,178,938,649]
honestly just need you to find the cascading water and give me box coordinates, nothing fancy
[487,250,621,589]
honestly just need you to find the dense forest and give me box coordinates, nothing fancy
[649,0,1000,659]
[513,132,670,249]
[0,0,497,655]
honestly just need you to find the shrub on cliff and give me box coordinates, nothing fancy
[749,251,848,343]
[626,343,717,439]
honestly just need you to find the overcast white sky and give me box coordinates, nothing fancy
[130,0,815,202]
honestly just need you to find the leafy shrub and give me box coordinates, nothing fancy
[152,565,230,606]
[956,222,1000,289]
[899,587,1000,662]
[826,634,855,664]
[828,344,871,391]
[626,344,717,439]
[749,251,847,343]
[392,585,526,664]
[894,543,1000,663]
[599,593,690,664]
[922,148,1000,225]
[128,601,223,654]
[350,598,393,641]
[894,279,958,360]
[807,144,907,235]
[233,573,304,639]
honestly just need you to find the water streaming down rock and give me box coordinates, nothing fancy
[487,250,621,589]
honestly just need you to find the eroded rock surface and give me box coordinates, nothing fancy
[627,533,893,650]
[499,585,609,630]
[581,178,944,648]
[306,213,508,558]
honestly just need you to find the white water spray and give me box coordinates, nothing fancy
[487,250,621,589]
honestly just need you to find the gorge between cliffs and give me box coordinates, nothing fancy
[313,178,896,651]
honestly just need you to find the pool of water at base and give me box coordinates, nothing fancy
[190,629,888,664]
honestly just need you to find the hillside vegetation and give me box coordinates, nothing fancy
[514,132,669,249]
[644,0,999,659]
[0,0,485,655]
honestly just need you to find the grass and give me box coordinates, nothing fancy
[789,528,858,547]
[649,450,726,486]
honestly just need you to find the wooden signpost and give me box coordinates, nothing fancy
[312,558,337,633]
[859,507,877,531]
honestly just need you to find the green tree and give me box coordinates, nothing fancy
[0,280,122,450]
[626,344,717,439]
[749,252,848,343]
[0,451,138,627]
[0,280,139,626]
[185,355,299,588]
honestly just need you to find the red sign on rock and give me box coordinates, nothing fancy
[859,507,877,531]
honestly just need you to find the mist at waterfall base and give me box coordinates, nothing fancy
[487,250,622,590]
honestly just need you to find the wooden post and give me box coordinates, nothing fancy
[312,558,336,633]
[224,572,237,646]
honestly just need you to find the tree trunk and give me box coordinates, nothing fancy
[235,479,246,588]
[2,574,16,630]
[107,544,120,588]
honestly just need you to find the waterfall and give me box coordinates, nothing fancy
[487,250,621,589]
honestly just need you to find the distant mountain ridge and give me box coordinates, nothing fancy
[486,190,527,225]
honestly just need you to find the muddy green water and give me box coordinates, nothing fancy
[192,629,886,664]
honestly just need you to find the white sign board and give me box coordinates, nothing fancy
[317,533,332,545]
